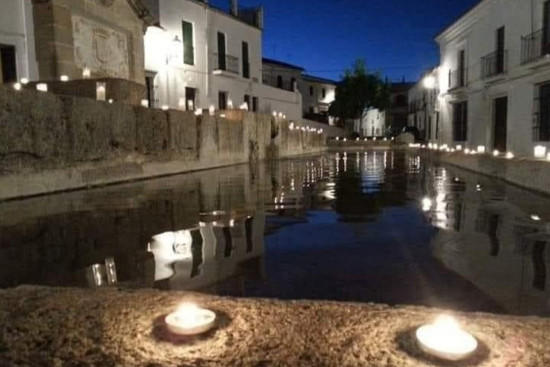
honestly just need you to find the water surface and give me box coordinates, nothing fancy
[1,150,549,316]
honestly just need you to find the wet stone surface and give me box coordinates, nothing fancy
[0,286,549,367]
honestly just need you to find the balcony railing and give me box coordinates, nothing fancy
[213,54,239,75]
[521,29,550,64]
[448,67,468,90]
[481,50,507,78]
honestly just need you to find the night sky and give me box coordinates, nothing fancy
[210,0,480,82]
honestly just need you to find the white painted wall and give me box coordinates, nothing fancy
[0,0,38,82]
[360,108,385,137]
[436,0,550,157]
[300,77,336,125]
[145,0,301,119]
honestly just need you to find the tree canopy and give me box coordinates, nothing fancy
[329,60,391,124]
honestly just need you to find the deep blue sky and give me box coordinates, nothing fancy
[211,0,480,82]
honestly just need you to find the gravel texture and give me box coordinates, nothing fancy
[0,286,549,366]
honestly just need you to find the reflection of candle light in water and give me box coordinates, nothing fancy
[416,315,478,361]
[165,303,216,336]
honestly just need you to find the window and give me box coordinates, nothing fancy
[322,88,326,98]
[218,91,227,110]
[242,41,249,78]
[252,97,258,112]
[309,106,314,114]
[536,82,550,141]
[309,86,314,96]
[290,77,296,92]
[217,32,226,70]
[544,0,550,53]
[277,75,283,89]
[453,101,468,141]
[0,44,17,83]
[496,26,505,74]
[244,94,251,109]
[458,49,466,86]
[182,21,194,65]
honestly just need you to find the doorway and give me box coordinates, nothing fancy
[493,97,508,151]
[0,44,17,83]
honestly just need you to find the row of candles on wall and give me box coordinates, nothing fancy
[334,137,395,142]
[288,122,323,134]
[410,142,550,161]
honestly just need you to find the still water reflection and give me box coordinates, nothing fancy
[0,151,549,316]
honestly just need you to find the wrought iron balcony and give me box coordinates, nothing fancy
[448,67,468,90]
[522,29,550,64]
[481,50,507,78]
[212,54,239,75]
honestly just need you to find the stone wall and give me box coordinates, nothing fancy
[32,0,147,84]
[0,85,325,200]
[416,149,550,196]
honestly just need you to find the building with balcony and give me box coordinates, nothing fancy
[143,0,302,120]
[435,0,550,156]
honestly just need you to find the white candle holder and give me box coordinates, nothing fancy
[165,304,216,336]
[416,315,478,361]
[36,83,48,92]
[96,82,106,101]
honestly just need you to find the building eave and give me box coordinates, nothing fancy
[434,0,492,44]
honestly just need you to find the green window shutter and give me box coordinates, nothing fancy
[182,21,194,65]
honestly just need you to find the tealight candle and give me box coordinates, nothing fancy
[195,108,203,116]
[20,78,29,85]
[141,99,149,108]
[82,67,91,79]
[493,149,499,157]
[505,151,514,159]
[477,145,485,153]
[36,83,48,92]
[209,105,215,116]
[416,315,478,361]
[165,304,216,336]
[161,105,169,111]
[96,82,106,101]
[13,83,22,91]
[534,145,547,159]
[60,75,69,82]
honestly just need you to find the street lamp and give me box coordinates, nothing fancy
[423,75,436,89]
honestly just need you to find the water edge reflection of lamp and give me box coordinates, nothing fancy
[165,303,216,336]
[416,315,478,361]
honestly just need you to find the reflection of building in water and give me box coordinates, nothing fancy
[430,190,550,315]
[148,211,265,291]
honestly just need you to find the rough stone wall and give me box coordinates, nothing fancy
[32,0,146,84]
[0,85,325,200]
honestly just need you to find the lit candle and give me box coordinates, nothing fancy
[96,82,106,101]
[178,98,186,110]
[318,129,323,134]
[336,137,340,141]
[195,108,203,116]
[13,83,22,91]
[36,83,48,92]
[531,214,541,221]
[493,149,499,157]
[141,99,149,108]
[209,105,215,116]
[20,78,29,85]
[289,122,295,130]
[534,145,547,159]
[60,75,69,82]
[464,148,470,154]
[161,105,169,111]
[373,137,377,141]
[82,67,91,79]
[240,102,249,111]
[416,315,478,361]
[227,99,233,109]
[272,111,277,117]
[477,145,485,154]
[165,304,216,336]
[278,112,283,118]
[505,151,514,159]
[456,145,462,151]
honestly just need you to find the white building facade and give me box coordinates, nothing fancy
[436,0,550,157]
[408,68,439,141]
[300,74,336,125]
[0,0,37,84]
[144,0,301,120]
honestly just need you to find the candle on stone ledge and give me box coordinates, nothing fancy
[141,99,150,108]
[534,145,547,159]
[165,303,216,336]
[36,83,48,92]
[96,82,106,101]
[416,315,478,361]
[82,67,91,79]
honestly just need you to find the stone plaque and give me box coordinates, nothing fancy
[72,15,130,79]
